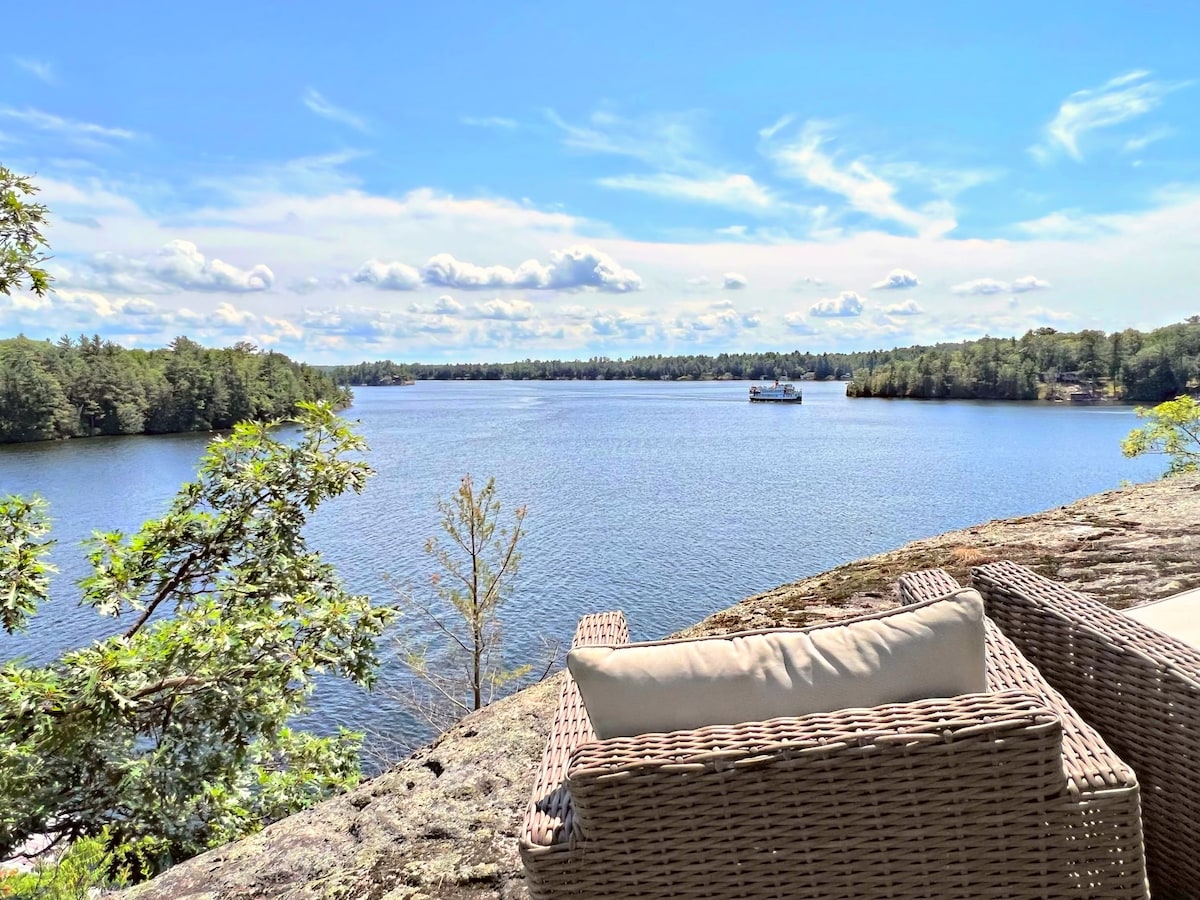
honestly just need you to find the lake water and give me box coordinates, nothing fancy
[0,380,1166,754]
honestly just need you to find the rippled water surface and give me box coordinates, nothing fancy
[0,380,1165,749]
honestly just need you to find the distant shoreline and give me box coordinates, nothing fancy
[346,378,1140,405]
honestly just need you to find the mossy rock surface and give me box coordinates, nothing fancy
[121,474,1200,900]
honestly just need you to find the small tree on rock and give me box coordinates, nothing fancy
[393,475,532,734]
[1122,395,1200,476]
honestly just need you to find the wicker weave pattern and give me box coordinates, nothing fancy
[896,567,964,605]
[900,569,1148,897]
[971,560,1200,899]
[524,611,629,849]
[520,599,1148,898]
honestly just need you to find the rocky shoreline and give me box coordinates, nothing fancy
[121,473,1200,900]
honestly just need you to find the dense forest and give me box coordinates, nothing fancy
[846,319,1200,402]
[326,318,1200,404]
[325,351,852,384]
[323,360,415,386]
[0,335,348,443]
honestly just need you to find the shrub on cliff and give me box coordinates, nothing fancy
[0,403,393,878]
[1122,395,1200,476]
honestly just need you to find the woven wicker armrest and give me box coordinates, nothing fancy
[555,692,1073,898]
[973,560,1199,897]
[902,571,1142,795]
[897,567,962,605]
[521,611,628,849]
[567,690,1062,830]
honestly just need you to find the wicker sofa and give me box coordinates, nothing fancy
[520,593,1148,899]
[965,560,1200,900]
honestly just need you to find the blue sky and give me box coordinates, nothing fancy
[2,1,1198,363]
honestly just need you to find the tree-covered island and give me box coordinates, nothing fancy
[0,335,348,444]
[846,320,1200,402]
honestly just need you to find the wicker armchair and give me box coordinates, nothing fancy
[520,596,1148,899]
[967,560,1200,900]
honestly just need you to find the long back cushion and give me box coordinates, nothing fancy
[568,588,987,739]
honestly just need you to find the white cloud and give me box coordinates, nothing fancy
[880,299,924,316]
[758,114,795,141]
[193,184,585,245]
[1031,71,1191,162]
[589,311,658,339]
[14,58,55,84]
[461,116,518,129]
[258,315,304,345]
[291,276,323,294]
[31,176,145,227]
[471,298,536,321]
[875,162,998,199]
[214,302,256,326]
[952,276,1050,295]
[302,88,369,132]
[557,304,590,320]
[539,246,643,291]
[810,291,865,317]
[57,241,274,294]
[723,272,748,290]
[783,312,818,334]
[547,108,702,170]
[553,108,788,216]
[672,302,758,341]
[349,247,643,296]
[1010,276,1051,293]
[1027,305,1072,323]
[951,278,1009,296]
[300,304,399,340]
[1,289,180,337]
[0,291,51,312]
[0,106,136,146]
[598,172,776,211]
[149,241,275,292]
[353,260,422,290]
[122,297,158,315]
[1016,210,1117,239]
[766,121,955,237]
[717,225,748,237]
[421,253,542,290]
[51,289,124,317]
[1122,126,1174,154]
[419,246,642,292]
[871,268,919,290]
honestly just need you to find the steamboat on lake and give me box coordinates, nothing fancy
[749,381,802,403]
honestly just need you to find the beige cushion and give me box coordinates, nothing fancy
[568,589,987,739]
[1124,587,1200,651]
